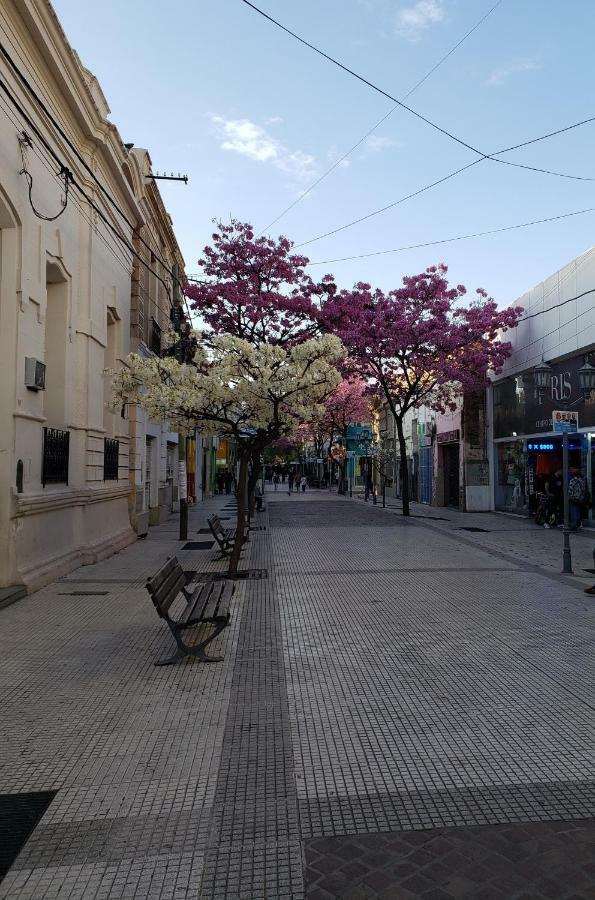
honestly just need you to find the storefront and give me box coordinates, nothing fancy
[492,352,595,519]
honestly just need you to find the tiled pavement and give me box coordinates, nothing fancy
[1,490,595,898]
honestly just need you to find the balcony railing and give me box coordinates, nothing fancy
[42,427,69,487]
[104,438,119,481]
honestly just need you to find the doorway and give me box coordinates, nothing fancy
[442,444,460,508]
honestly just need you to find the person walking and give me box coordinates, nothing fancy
[301,476,307,493]
[568,466,587,530]
[288,472,294,495]
[273,472,280,492]
[294,474,301,493]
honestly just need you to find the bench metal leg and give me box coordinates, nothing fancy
[155,620,229,666]
[154,647,187,667]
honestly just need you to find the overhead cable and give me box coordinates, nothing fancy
[242,0,594,186]
[258,0,506,234]
[297,111,595,248]
[0,37,187,301]
[0,72,175,309]
[305,207,595,266]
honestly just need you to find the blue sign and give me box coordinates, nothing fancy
[345,424,373,456]
[552,410,578,433]
[527,442,555,451]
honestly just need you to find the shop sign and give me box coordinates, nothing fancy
[437,429,460,444]
[493,352,595,438]
[420,435,432,447]
[527,441,555,451]
[552,410,578,433]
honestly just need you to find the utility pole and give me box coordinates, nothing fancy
[172,262,188,541]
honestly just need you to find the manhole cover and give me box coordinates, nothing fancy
[182,542,215,550]
[459,527,490,533]
[0,792,57,881]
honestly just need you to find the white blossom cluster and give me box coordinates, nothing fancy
[108,334,344,443]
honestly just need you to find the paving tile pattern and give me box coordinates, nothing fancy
[0,499,243,899]
[197,513,305,899]
[2,490,595,898]
[269,497,595,893]
[305,818,595,899]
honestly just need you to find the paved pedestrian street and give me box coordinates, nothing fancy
[1,491,595,899]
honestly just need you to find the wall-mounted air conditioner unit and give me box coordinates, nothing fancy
[24,357,46,390]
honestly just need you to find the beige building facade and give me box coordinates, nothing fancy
[0,0,185,597]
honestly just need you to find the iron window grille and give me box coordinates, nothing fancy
[42,427,69,487]
[104,438,119,481]
[150,318,162,355]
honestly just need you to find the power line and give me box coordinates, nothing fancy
[242,0,593,187]
[0,93,140,279]
[305,206,595,266]
[242,0,491,157]
[0,71,177,311]
[0,37,186,296]
[258,0,505,235]
[297,111,595,248]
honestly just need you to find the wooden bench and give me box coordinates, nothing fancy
[146,556,233,666]
[208,514,237,557]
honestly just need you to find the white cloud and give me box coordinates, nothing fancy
[208,115,316,179]
[486,58,540,86]
[396,0,445,41]
[364,135,397,153]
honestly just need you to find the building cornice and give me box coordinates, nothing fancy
[8,0,144,224]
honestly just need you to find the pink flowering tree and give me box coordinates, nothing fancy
[185,220,336,347]
[321,265,523,515]
[185,220,337,505]
[304,377,371,492]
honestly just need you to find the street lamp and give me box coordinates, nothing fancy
[533,356,594,573]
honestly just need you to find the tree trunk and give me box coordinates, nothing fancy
[396,417,410,516]
[229,452,248,576]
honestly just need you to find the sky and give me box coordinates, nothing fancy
[52,0,595,307]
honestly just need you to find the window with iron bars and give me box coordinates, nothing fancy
[104,437,119,481]
[150,318,162,355]
[42,427,69,487]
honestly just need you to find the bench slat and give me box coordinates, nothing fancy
[181,582,210,624]
[150,568,186,613]
[216,580,233,620]
[146,557,177,592]
[202,583,224,621]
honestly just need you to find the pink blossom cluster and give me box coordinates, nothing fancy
[320,264,523,415]
[185,220,336,347]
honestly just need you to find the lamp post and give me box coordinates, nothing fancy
[533,357,595,573]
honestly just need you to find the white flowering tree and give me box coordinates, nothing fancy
[110,333,343,574]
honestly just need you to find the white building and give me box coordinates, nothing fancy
[488,246,595,517]
[0,0,186,598]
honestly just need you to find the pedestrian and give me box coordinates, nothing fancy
[288,472,294,495]
[294,473,301,492]
[301,476,307,493]
[568,466,587,530]
[273,473,280,492]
